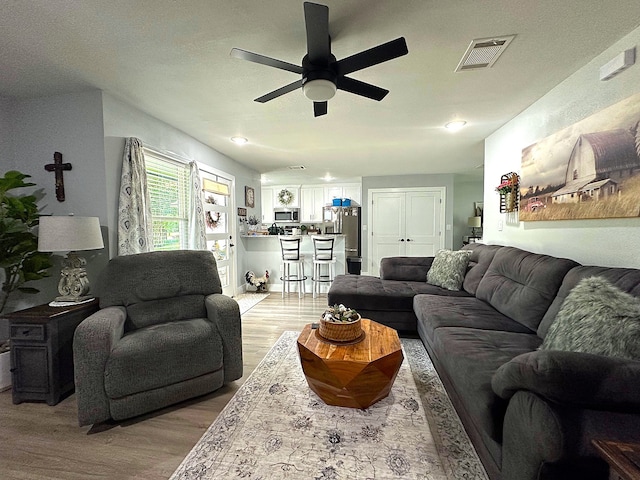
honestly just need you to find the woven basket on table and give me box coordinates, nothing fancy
[319,315,362,342]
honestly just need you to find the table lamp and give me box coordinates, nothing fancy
[38,215,104,305]
[467,216,482,237]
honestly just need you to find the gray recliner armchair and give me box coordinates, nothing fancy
[73,250,242,426]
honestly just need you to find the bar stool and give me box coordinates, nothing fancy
[311,236,337,298]
[279,236,307,298]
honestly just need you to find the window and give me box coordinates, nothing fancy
[145,150,189,251]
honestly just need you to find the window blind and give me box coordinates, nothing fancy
[145,153,189,251]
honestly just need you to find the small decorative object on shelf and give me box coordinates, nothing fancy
[277,188,294,206]
[496,172,520,213]
[319,304,363,342]
[247,215,259,232]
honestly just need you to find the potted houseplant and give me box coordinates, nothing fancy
[247,215,259,232]
[0,171,53,313]
[0,170,53,390]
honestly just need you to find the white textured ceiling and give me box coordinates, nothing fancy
[2,1,640,183]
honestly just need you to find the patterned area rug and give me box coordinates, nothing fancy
[171,332,488,480]
[234,293,269,315]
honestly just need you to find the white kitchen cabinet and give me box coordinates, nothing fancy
[342,184,361,205]
[261,187,274,223]
[324,183,361,205]
[300,186,325,222]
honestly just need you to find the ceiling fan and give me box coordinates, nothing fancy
[230,1,408,117]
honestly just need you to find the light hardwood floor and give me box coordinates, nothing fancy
[0,293,331,480]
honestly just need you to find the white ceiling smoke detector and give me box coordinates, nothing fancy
[455,35,516,72]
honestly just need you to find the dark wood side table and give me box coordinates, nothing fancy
[592,439,640,480]
[4,299,99,406]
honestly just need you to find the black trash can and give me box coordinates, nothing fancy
[346,256,362,275]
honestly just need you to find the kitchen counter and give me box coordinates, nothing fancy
[241,235,346,295]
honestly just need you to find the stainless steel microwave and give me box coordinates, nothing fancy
[274,207,300,223]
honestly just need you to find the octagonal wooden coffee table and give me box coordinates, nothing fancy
[297,319,404,409]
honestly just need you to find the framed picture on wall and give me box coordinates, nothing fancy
[245,186,255,208]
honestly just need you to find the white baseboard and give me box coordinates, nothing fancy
[0,351,11,391]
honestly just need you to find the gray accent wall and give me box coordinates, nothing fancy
[484,25,640,268]
[2,90,108,313]
[101,93,262,291]
[453,175,484,250]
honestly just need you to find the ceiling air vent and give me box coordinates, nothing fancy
[287,165,306,170]
[455,35,516,72]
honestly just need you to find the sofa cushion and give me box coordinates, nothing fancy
[538,265,640,338]
[541,276,640,360]
[430,327,542,442]
[475,246,579,332]
[427,249,472,291]
[328,274,471,313]
[104,318,222,398]
[461,244,503,296]
[380,256,435,282]
[414,294,534,342]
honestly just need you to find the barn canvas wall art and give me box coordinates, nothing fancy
[520,92,640,221]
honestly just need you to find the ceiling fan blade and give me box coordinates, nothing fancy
[314,101,327,117]
[231,48,304,74]
[335,37,408,76]
[337,76,388,101]
[255,80,304,103]
[304,2,330,65]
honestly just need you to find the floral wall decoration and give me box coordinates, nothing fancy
[277,188,294,206]
[496,173,520,213]
[520,91,640,221]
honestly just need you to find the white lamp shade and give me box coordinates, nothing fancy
[302,79,337,101]
[38,216,104,252]
[467,216,482,228]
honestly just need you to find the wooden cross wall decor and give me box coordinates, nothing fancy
[44,152,72,202]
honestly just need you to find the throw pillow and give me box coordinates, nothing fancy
[541,276,640,360]
[426,249,472,291]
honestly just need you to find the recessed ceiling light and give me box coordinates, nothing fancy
[444,120,467,132]
[230,136,248,145]
[322,174,334,182]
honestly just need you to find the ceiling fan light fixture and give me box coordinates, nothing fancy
[302,79,337,101]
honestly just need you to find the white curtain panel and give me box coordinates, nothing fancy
[118,137,153,255]
[188,161,207,250]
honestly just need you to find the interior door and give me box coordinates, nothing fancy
[370,188,444,276]
[370,192,405,276]
[404,191,441,257]
[201,170,236,297]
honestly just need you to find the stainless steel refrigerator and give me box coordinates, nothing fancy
[322,205,362,274]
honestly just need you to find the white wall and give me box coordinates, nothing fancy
[484,26,640,268]
[101,93,262,291]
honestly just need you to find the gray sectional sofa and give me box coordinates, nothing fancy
[327,243,640,480]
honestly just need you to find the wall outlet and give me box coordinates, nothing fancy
[498,220,504,231]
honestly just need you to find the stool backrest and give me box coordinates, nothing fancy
[280,237,302,261]
[313,236,335,260]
